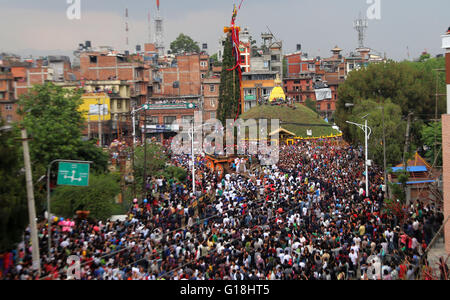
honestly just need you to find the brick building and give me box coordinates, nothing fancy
[0,58,53,123]
[156,53,209,97]
[78,50,149,107]
[0,64,16,123]
[202,77,220,120]
[441,28,450,254]
[144,53,211,142]
[283,45,384,119]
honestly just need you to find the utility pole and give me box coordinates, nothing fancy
[20,128,40,274]
[97,100,103,147]
[346,118,372,207]
[403,112,413,168]
[143,107,148,201]
[382,105,388,200]
[87,114,91,140]
[364,118,369,200]
[191,121,196,196]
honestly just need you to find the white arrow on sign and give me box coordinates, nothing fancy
[64,170,82,182]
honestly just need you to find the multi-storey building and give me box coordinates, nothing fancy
[441,27,450,254]
[202,77,220,120]
[242,71,277,112]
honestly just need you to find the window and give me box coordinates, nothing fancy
[116,100,122,109]
[327,103,331,110]
[316,104,321,111]
[164,116,177,125]
[0,93,4,99]
[201,73,206,79]
[182,115,194,124]
[210,112,216,119]
[210,99,216,107]
[5,104,13,111]
[200,61,208,67]
[294,80,300,84]
[89,56,97,63]
[148,116,159,125]
[6,115,12,123]
[209,85,215,92]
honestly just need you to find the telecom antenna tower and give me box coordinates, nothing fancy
[148,10,152,44]
[125,8,130,51]
[353,14,368,49]
[155,0,165,56]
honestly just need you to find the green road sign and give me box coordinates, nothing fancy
[57,162,90,186]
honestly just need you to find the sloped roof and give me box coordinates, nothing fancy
[395,152,432,170]
[269,127,296,137]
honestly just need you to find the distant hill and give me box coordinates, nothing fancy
[240,103,340,138]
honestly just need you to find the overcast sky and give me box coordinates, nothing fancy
[0,0,448,61]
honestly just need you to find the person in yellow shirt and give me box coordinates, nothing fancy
[359,224,366,237]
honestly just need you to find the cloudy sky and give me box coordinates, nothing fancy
[0,0,448,61]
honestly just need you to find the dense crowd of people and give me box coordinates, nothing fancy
[0,139,446,280]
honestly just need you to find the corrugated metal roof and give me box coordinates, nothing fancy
[391,166,428,173]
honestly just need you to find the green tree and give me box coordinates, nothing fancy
[17,83,109,174]
[335,60,445,145]
[0,122,28,252]
[165,165,187,182]
[51,173,121,221]
[348,100,407,166]
[217,34,241,123]
[420,121,442,166]
[170,33,201,55]
[133,143,168,194]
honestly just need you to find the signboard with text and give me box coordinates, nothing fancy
[57,162,90,187]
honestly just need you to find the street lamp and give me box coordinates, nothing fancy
[346,117,372,205]
[188,121,211,196]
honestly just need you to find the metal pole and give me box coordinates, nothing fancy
[132,110,136,147]
[365,119,369,200]
[46,162,53,256]
[382,105,388,201]
[46,159,93,257]
[143,108,148,200]
[87,114,91,140]
[97,100,102,147]
[191,123,196,196]
[21,128,40,274]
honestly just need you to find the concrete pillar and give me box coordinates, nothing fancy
[442,29,450,254]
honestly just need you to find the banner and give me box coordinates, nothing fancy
[315,88,332,101]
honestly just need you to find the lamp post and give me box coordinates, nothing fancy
[188,122,209,196]
[346,118,372,204]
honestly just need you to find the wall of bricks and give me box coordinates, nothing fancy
[444,50,450,254]
[159,54,209,97]
[442,115,450,254]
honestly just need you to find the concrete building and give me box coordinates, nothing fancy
[242,71,277,112]
[441,27,450,254]
[47,56,73,82]
[55,80,133,144]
